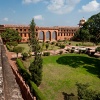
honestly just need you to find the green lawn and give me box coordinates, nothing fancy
[18,41,99,53]
[18,43,30,53]
[38,53,100,100]
[18,43,60,53]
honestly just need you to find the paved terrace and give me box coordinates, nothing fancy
[0,38,23,100]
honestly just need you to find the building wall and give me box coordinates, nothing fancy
[0,25,79,42]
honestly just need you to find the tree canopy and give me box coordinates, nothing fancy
[13,46,24,58]
[1,28,21,43]
[83,12,100,45]
[73,12,100,45]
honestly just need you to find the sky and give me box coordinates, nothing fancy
[0,0,100,27]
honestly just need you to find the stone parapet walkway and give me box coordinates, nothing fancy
[0,39,4,100]
[0,37,23,100]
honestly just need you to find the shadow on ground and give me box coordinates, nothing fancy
[62,92,77,100]
[56,55,100,76]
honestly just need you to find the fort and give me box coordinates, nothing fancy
[0,18,86,42]
[0,18,86,99]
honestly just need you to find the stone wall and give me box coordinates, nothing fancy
[0,37,34,100]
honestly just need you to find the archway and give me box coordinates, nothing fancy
[46,31,51,41]
[52,31,57,41]
[38,31,44,42]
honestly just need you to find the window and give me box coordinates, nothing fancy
[24,33,26,37]
[20,33,22,37]
[58,33,60,36]
[20,29,22,31]
[24,29,26,31]
[16,29,18,31]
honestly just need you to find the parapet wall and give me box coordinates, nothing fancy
[0,37,23,99]
[0,37,34,100]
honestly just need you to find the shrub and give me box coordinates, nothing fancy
[46,41,50,43]
[59,50,63,54]
[79,43,82,46]
[13,46,24,58]
[51,41,55,45]
[59,44,65,49]
[55,42,61,46]
[21,52,28,60]
[45,43,49,50]
[76,44,78,46]
[43,52,50,56]
[6,44,13,52]
[7,41,18,47]
[29,80,46,100]
[69,43,71,45]
[16,58,30,82]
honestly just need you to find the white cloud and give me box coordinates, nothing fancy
[22,0,81,14]
[3,17,8,21]
[34,15,43,20]
[79,0,100,12]
[22,0,42,4]
[47,0,81,14]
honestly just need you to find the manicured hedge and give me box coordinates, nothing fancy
[16,59,46,100]
[16,58,30,82]
[6,44,13,51]
[29,80,46,100]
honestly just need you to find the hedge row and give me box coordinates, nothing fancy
[16,58,46,100]
[29,80,46,100]
[16,58,30,82]
[6,44,13,52]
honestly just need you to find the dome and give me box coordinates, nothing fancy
[78,17,86,27]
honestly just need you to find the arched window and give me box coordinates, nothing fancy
[46,31,51,41]
[52,31,57,40]
[38,31,44,41]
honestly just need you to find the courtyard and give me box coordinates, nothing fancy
[22,53,100,100]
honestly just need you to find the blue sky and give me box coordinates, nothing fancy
[0,0,100,26]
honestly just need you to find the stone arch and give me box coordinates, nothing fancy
[46,31,51,41]
[52,31,57,41]
[38,31,44,42]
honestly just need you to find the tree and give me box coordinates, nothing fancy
[1,28,21,43]
[13,46,24,58]
[29,19,43,86]
[72,28,90,44]
[80,28,90,44]
[83,12,100,45]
